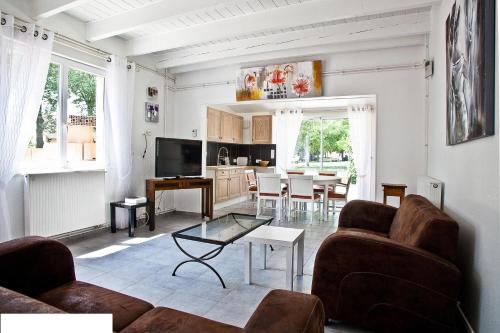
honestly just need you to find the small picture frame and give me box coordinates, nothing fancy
[145,102,159,123]
[147,87,158,98]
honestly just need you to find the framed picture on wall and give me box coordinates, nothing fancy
[445,0,495,145]
[145,102,159,123]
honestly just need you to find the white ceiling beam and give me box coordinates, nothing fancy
[86,0,226,42]
[157,12,430,69]
[127,0,437,56]
[167,35,426,74]
[30,0,91,19]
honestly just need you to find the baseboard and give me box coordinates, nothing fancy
[457,303,475,333]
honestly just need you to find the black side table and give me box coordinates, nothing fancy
[110,201,148,237]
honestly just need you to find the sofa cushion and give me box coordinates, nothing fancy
[389,195,458,262]
[120,307,242,333]
[0,286,64,313]
[36,281,153,332]
[336,227,389,239]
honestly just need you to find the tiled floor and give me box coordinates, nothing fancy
[63,201,370,333]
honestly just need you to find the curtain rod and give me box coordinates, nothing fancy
[1,12,166,78]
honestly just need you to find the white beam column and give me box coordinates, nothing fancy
[31,0,91,19]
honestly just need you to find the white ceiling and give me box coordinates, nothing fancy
[2,0,436,72]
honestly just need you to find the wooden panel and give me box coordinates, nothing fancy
[221,112,234,143]
[207,108,221,142]
[232,115,243,144]
[229,175,241,198]
[252,115,272,144]
[216,178,230,202]
[240,173,248,196]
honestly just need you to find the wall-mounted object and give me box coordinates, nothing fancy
[206,107,243,143]
[252,115,272,144]
[145,102,159,123]
[446,0,495,145]
[424,59,433,78]
[147,86,158,98]
[236,60,322,101]
[192,129,198,137]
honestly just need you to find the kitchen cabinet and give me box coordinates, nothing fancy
[232,116,243,143]
[252,115,272,144]
[207,108,221,141]
[207,108,244,143]
[229,169,241,198]
[215,170,230,202]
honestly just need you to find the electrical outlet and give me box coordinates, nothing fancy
[144,130,152,136]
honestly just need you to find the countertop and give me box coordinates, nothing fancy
[206,165,275,170]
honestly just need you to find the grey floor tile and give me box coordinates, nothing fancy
[156,291,217,316]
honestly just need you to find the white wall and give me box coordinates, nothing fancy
[427,3,500,332]
[170,45,427,212]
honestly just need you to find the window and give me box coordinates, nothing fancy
[292,117,353,176]
[25,56,105,170]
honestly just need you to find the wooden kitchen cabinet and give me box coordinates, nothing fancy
[252,115,272,144]
[215,170,230,202]
[207,108,243,143]
[232,115,243,143]
[229,176,241,198]
[207,108,221,141]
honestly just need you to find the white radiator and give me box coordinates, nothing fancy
[24,171,105,237]
[417,176,443,209]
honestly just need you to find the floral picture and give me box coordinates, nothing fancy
[236,60,322,101]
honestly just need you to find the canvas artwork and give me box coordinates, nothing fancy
[446,0,495,145]
[236,60,322,101]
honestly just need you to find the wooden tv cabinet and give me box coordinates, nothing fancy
[146,177,214,230]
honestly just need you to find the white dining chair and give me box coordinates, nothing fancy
[326,175,351,215]
[256,173,286,221]
[245,169,258,201]
[287,174,321,221]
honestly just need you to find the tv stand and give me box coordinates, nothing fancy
[146,177,213,231]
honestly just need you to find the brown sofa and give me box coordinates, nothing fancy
[312,195,461,333]
[0,236,325,333]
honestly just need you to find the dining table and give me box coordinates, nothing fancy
[280,175,341,220]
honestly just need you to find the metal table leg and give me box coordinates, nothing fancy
[171,236,227,288]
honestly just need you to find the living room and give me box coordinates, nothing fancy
[0,0,498,333]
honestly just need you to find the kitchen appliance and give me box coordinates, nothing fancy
[237,157,248,166]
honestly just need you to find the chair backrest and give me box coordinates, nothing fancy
[288,175,314,199]
[389,195,459,262]
[245,170,256,186]
[287,170,305,175]
[256,173,282,196]
[318,171,337,176]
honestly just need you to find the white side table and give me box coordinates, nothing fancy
[242,225,305,291]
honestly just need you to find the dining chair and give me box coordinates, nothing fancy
[314,170,338,193]
[256,173,287,221]
[286,170,305,175]
[326,175,352,214]
[245,169,258,201]
[287,175,321,221]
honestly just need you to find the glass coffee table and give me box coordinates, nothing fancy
[171,213,274,288]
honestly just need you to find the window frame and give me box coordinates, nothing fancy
[25,55,106,172]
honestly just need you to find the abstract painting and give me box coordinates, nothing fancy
[446,0,495,145]
[236,60,322,101]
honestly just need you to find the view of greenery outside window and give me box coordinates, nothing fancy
[26,63,60,163]
[292,118,357,183]
[25,57,104,169]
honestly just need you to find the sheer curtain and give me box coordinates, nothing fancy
[0,15,54,241]
[104,55,135,229]
[348,105,375,200]
[274,109,303,174]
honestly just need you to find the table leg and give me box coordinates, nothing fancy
[128,208,135,237]
[147,200,155,231]
[297,237,304,276]
[201,187,206,219]
[110,204,116,233]
[322,186,329,219]
[261,244,267,269]
[286,245,294,290]
[245,242,252,285]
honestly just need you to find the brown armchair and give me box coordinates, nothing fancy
[312,195,461,333]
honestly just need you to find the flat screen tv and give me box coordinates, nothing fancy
[155,138,202,178]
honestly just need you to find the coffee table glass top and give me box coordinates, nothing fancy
[172,213,273,245]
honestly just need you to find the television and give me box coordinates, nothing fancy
[155,138,202,178]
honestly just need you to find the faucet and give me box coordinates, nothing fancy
[217,146,229,166]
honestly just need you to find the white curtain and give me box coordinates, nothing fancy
[348,105,375,200]
[274,109,303,174]
[0,15,54,241]
[104,55,135,229]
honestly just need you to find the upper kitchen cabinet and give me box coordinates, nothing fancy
[252,115,272,144]
[207,108,222,141]
[207,108,243,143]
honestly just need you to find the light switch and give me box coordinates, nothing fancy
[271,149,275,159]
